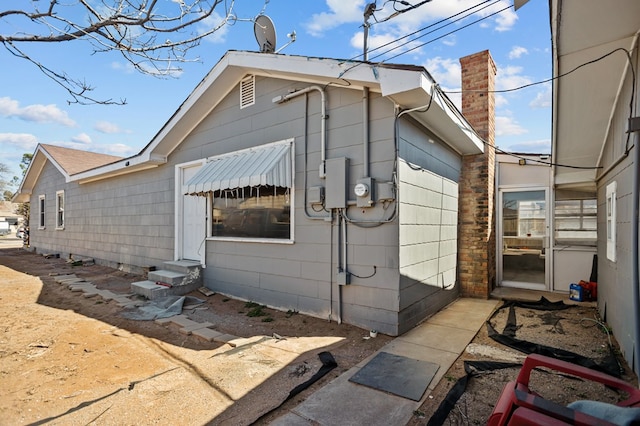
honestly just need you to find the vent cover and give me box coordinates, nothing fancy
[240,75,255,109]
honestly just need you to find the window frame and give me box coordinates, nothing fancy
[38,194,46,229]
[203,141,295,243]
[553,198,597,245]
[56,190,65,230]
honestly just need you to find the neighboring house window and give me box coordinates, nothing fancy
[554,199,597,246]
[56,190,65,229]
[38,195,45,229]
[606,182,617,261]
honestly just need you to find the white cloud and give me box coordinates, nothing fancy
[441,35,456,47]
[71,133,92,144]
[199,10,230,44]
[308,0,519,38]
[508,46,528,59]
[111,62,135,74]
[529,83,552,109]
[496,65,533,91]
[0,97,76,127]
[94,121,129,134]
[496,115,528,137]
[503,139,551,153]
[495,94,508,108]
[305,1,365,37]
[100,143,136,156]
[492,6,518,32]
[423,57,461,88]
[0,133,39,151]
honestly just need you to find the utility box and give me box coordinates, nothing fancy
[325,157,349,209]
[355,177,375,208]
[308,186,325,204]
[377,181,395,202]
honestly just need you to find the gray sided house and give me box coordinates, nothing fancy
[14,51,487,336]
[550,1,640,371]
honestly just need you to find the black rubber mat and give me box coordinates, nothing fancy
[349,351,439,401]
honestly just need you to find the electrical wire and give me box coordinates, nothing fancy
[341,0,495,67]
[369,0,501,62]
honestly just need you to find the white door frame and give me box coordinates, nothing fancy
[175,160,207,265]
[497,185,551,291]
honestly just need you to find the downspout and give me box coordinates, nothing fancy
[273,86,327,178]
[630,117,640,375]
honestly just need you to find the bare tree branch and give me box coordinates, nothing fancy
[1,0,269,105]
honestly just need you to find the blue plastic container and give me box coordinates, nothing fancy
[569,283,583,302]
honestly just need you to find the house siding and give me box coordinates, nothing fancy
[24,66,473,337]
[397,118,462,334]
[595,45,639,369]
[29,162,175,271]
[175,75,403,335]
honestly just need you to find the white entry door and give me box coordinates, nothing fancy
[498,188,550,290]
[180,164,207,261]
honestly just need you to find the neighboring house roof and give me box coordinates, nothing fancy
[14,50,485,201]
[551,0,640,191]
[12,144,123,202]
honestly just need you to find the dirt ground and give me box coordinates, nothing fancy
[1,236,638,425]
[408,293,639,425]
[0,241,392,425]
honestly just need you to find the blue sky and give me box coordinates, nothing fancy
[0,0,551,184]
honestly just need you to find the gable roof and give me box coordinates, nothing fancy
[40,144,123,175]
[551,0,640,191]
[12,144,123,202]
[15,50,485,197]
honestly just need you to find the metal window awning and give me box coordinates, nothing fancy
[184,141,292,195]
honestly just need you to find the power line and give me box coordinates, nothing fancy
[349,0,494,62]
[369,0,500,62]
[378,3,512,63]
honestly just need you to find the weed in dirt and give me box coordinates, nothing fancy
[286,309,298,318]
[245,301,261,308]
[261,317,274,323]
[246,305,268,317]
[222,298,230,302]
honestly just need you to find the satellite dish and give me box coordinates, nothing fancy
[254,15,276,53]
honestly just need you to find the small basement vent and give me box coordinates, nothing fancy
[240,75,255,109]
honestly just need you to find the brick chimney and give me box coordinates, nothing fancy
[458,50,496,298]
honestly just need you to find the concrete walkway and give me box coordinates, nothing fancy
[272,297,499,425]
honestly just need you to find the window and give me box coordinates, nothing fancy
[56,190,65,229]
[554,199,597,245]
[38,195,45,229]
[606,181,617,261]
[211,188,291,239]
[183,140,294,241]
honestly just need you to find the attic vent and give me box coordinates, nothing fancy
[240,75,255,109]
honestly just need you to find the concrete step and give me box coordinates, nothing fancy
[131,280,172,300]
[148,270,186,286]
[132,261,203,300]
[162,260,202,274]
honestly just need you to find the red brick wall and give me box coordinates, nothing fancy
[458,50,496,298]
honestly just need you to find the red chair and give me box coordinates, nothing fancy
[488,354,640,425]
